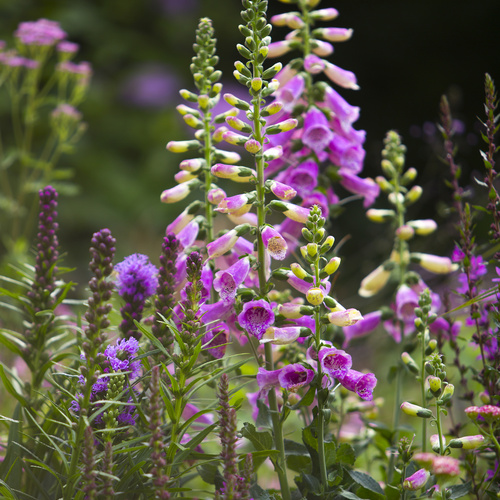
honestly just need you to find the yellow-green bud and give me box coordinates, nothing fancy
[324,256,341,275]
[406,185,423,204]
[448,435,485,450]
[440,383,454,402]
[401,352,419,374]
[306,287,325,305]
[400,402,433,418]
[290,263,310,280]
[428,376,442,396]
[320,235,335,253]
[307,243,318,257]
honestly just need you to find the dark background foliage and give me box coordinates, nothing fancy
[0,0,498,295]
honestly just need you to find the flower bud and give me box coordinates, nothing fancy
[307,243,318,257]
[396,225,415,240]
[306,287,325,305]
[401,167,417,184]
[245,139,262,154]
[425,339,437,355]
[388,192,405,206]
[448,435,485,450]
[358,264,392,297]
[211,164,256,183]
[226,115,253,133]
[401,352,419,374]
[324,256,341,275]
[310,8,339,21]
[207,187,226,205]
[265,118,299,135]
[408,219,438,235]
[402,468,430,491]
[327,308,363,326]
[319,235,335,253]
[263,145,284,162]
[180,158,205,172]
[290,263,312,281]
[406,185,423,204]
[166,139,200,153]
[440,383,454,403]
[411,253,458,274]
[223,92,250,111]
[366,208,396,223]
[428,376,442,396]
[400,402,433,418]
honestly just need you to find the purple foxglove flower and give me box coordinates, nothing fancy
[268,180,297,200]
[338,369,377,401]
[15,19,66,46]
[311,39,334,57]
[329,137,365,175]
[207,187,226,205]
[274,74,305,113]
[327,308,363,326]
[318,347,352,378]
[176,218,200,249]
[278,364,314,391]
[358,263,392,297]
[343,310,382,348]
[411,252,458,274]
[207,229,239,259]
[256,367,282,397]
[160,179,199,203]
[259,326,305,345]
[182,403,215,426]
[211,164,256,183]
[339,172,379,207]
[402,468,430,491]
[395,285,420,322]
[227,211,258,226]
[324,61,359,90]
[269,200,310,223]
[324,85,360,126]
[302,107,334,154]
[237,299,275,340]
[276,160,319,199]
[304,54,326,74]
[267,40,293,58]
[216,193,254,214]
[261,226,288,261]
[199,300,233,327]
[316,27,353,42]
[213,257,251,303]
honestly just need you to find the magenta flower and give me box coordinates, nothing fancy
[276,160,318,199]
[339,172,379,208]
[338,369,377,401]
[324,85,360,127]
[261,226,288,260]
[395,285,420,322]
[343,310,382,348]
[302,107,334,154]
[273,74,305,113]
[202,324,228,359]
[318,347,352,378]
[237,299,275,340]
[402,468,430,491]
[207,229,239,259]
[213,258,250,303]
[115,254,159,301]
[278,364,314,391]
[216,193,254,214]
[15,19,66,46]
[260,326,306,345]
[256,367,282,397]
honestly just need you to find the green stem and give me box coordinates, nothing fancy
[387,365,402,484]
[203,111,214,244]
[420,334,427,452]
[435,406,444,455]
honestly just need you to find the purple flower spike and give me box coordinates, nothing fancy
[256,367,282,397]
[115,253,159,340]
[278,364,314,391]
[318,347,352,378]
[302,107,334,154]
[338,369,377,401]
[261,226,288,261]
[237,299,275,340]
[213,258,250,303]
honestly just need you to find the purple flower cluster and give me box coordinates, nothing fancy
[115,253,159,340]
[452,246,487,295]
[14,19,66,46]
[72,337,141,427]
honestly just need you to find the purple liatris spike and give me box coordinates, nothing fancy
[152,233,180,352]
[237,299,275,340]
[115,253,159,340]
[27,186,60,312]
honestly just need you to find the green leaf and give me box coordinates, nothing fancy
[348,470,385,499]
[339,491,363,500]
[0,364,28,406]
[447,482,472,499]
[255,398,273,428]
[0,404,22,490]
[241,423,274,453]
[336,443,356,466]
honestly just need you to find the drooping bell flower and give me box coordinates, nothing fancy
[237,299,275,341]
[213,257,251,303]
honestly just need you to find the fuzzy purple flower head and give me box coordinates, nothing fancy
[238,299,275,340]
[15,19,67,46]
[115,253,159,301]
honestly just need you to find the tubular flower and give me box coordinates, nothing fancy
[402,469,430,491]
[327,308,363,326]
[237,299,275,341]
[338,370,377,401]
[318,347,352,378]
[213,257,251,303]
[411,252,458,273]
[260,326,307,345]
[278,364,314,391]
[261,226,288,260]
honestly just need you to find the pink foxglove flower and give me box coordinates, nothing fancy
[402,468,430,491]
[213,257,250,303]
[260,326,306,345]
[278,364,314,391]
[237,299,275,340]
[318,347,352,378]
[261,226,288,260]
[338,369,377,401]
[256,367,282,397]
[302,107,334,154]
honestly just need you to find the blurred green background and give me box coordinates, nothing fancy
[0,0,498,296]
